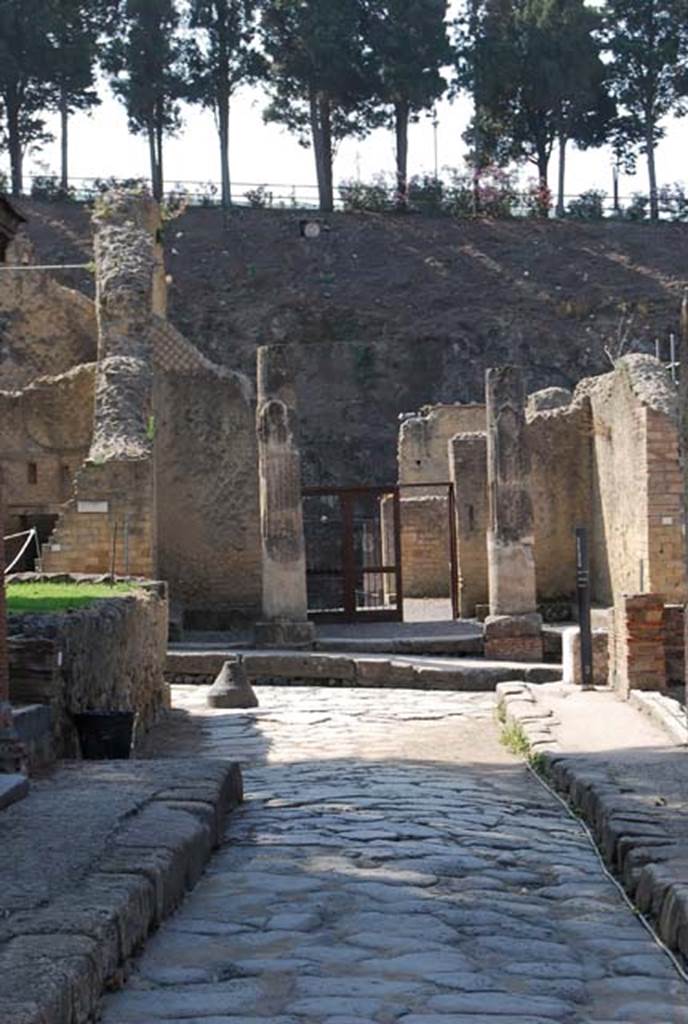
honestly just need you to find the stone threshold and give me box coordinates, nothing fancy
[0,761,243,1024]
[167,649,562,691]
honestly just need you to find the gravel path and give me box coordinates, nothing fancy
[103,687,688,1023]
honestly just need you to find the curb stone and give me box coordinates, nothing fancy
[496,680,560,753]
[498,682,688,962]
[629,690,688,746]
[0,761,243,1024]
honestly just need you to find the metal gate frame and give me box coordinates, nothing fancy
[303,485,404,623]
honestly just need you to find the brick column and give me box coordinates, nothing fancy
[254,346,315,649]
[612,593,667,698]
[484,367,542,661]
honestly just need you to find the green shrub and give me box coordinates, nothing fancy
[567,189,607,220]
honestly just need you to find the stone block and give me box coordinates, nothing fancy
[354,659,416,687]
[244,652,354,681]
[484,613,543,663]
[562,627,609,687]
[253,620,315,649]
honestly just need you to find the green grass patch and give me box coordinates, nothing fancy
[501,720,532,758]
[6,582,135,615]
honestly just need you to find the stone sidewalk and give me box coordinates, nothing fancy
[499,681,688,970]
[0,758,242,1024]
[102,686,688,1023]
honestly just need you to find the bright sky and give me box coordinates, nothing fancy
[8,0,687,204]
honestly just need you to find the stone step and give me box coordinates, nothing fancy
[166,648,562,691]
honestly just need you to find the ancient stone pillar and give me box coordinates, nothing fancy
[484,367,542,661]
[254,346,315,648]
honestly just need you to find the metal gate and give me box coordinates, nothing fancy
[303,486,403,623]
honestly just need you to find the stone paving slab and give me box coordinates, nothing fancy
[0,758,243,1024]
[102,686,688,1023]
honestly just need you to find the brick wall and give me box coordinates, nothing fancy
[399,496,451,599]
[42,459,156,578]
[645,408,686,601]
[449,432,488,618]
[611,593,667,697]
[664,604,685,687]
[587,355,686,607]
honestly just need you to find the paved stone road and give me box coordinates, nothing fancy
[102,687,688,1024]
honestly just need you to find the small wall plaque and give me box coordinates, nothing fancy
[78,501,109,514]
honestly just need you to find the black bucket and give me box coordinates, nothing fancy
[73,711,135,760]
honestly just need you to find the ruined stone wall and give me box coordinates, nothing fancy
[399,496,450,598]
[399,405,486,487]
[526,399,593,603]
[0,365,94,533]
[43,193,158,580]
[0,233,96,389]
[7,579,169,755]
[584,355,686,606]
[155,363,261,627]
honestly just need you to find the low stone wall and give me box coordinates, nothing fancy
[8,576,169,757]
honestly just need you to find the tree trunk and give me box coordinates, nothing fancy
[156,114,164,202]
[394,100,410,209]
[217,88,232,209]
[310,90,334,213]
[612,163,620,215]
[6,101,23,196]
[556,135,566,218]
[646,125,658,221]
[60,90,69,193]
[147,125,159,200]
[535,148,550,218]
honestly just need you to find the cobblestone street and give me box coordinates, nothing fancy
[102,688,688,1023]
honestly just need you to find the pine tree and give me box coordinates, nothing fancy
[186,0,264,209]
[604,0,686,221]
[0,0,55,195]
[456,0,614,213]
[367,0,450,207]
[261,0,380,213]
[104,0,187,200]
[45,0,117,192]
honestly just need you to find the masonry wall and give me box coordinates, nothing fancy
[0,234,96,389]
[155,365,262,627]
[526,400,593,603]
[0,365,95,535]
[400,496,450,599]
[399,404,486,486]
[585,355,686,607]
[7,580,169,756]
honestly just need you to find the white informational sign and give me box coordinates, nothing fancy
[77,501,109,514]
